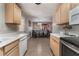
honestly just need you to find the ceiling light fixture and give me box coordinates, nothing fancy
[35,3,41,5]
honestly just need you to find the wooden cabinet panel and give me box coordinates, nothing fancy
[14,4,21,24]
[4,40,19,54]
[0,40,19,56]
[0,48,4,56]
[5,3,21,24]
[70,3,79,10]
[60,3,70,24]
[5,3,14,23]
[50,37,53,51]
[54,4,70,24]
[55,8,61,24]
[6,46,19,56]
[54,3,79,24]
[52,38,59,56]
[50,36,60,56]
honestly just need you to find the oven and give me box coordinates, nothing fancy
[60,40,79,56]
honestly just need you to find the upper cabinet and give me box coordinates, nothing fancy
[5,3,21,24]
[60,4,70,24]
[54,4,70,25]
[54,3,79,25]
[70,3,79,10]
[54,7,61,24]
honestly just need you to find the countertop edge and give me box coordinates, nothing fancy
[0,34,27,48]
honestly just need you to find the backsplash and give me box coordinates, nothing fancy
[52,24,64,34]
[52,23,79,35]
[0,4,19,34]
[66,25,79,35]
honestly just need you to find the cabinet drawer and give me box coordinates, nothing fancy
[4,40,19,53]
[5,46,19,56]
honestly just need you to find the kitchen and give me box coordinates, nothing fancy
[0,3,79,56]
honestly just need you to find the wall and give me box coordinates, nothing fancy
[19,16,26,32]
[65,25,79,35]
[0,4,19,34]
[32,22,41,30]
[24,17,32,33]
[52,23,64,33]
[52,23,79,35]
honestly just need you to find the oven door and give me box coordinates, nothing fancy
[61,40,79,56]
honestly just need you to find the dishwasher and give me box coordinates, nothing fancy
[19,36,27,56]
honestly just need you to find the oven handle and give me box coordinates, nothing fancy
[61,40,79,54]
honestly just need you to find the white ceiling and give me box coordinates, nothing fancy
[20,3,59,17]
[19,3,59,22]
[31,17,52,22]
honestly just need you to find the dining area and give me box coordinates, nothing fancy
[32,29,50,38]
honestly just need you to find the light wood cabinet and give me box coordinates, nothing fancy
[54,7,61,24]
[50,35,60,56]
[5,3,14,23]
[0,48,4,56]
[70,3,79,10]
[53,3,79,25]
[60,3,70,24]
[4,40,19,54]
[6,46,19,56]
[5,3,21,24]
[0,40,19,56]
[50,36,53,52]
[14,4,21,24]
[54,3,70,24]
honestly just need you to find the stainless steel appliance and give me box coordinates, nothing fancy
[60,37,79,56]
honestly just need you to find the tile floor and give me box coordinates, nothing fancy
[25,38,52,56]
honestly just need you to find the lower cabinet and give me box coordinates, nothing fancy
[0,40,19,56]
[6,46,19,56]
[50,35,60,56]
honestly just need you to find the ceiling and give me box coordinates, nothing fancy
[19,3,60,22]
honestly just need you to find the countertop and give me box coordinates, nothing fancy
[50,33,79,47]
[0,33,27,48]
[50,33,71,38]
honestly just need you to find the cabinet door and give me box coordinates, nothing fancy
[55,8,61,24]
[70,3,79,10]
[50,36,60,56]
[14,4,21,24]
[5,3,14,23]
[4,40,19,54]
[0,48,4,56]
[60,3,70,24]
[6,46,19,56]
[50,37,53,51]
[52,37,59,56]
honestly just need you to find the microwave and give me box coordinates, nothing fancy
[69,5,79,25]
